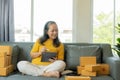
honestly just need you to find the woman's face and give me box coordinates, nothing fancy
[47,24,58,40]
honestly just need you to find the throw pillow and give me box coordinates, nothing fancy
[11,44,20,71]
[65,45,102,70]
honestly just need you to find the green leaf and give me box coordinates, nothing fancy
[118,23,120,27]
[117,38,120,43]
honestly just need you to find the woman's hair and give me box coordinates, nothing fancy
[39,21,60,47]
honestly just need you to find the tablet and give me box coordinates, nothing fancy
[41,52,57,62]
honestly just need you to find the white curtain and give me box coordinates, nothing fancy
[0,0,14,41]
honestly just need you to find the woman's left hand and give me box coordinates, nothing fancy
[48,57,57,62]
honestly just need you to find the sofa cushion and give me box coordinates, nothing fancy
[11,44,20,71]
[65,45,102,70]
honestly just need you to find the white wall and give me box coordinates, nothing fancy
[73,0,93,43]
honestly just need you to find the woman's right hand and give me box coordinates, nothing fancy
[31,46,48,59]
[39,46,49,55]
[40,46,47,53]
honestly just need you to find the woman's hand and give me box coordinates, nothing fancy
[40,46,48,53]
[48,57,57,62]
[31,46,48,59]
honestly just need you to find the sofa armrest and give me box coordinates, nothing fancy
[105,57,120,80]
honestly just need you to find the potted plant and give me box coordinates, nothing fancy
[113,23,120,57]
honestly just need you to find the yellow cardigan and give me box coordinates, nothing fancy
[30,39,64,66]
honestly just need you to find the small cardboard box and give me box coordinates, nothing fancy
[81,70,96,76]
[0,46,12,56]
[77,66,84,74]
[0,52,7,67]
[65,76,91,80]
[80,56,96,66]
[84,64,101,72]
[98,64,110,75]
[0,65,13,76]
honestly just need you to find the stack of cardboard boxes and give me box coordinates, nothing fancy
[0,46,13,76]
[78,56,109,76]
[65,56,110,80]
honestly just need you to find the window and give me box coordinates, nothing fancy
[14,0,31,42]
[93,0,114,44]
[93,0,120,45]
[115,0,120,44]
[14,0,73,42]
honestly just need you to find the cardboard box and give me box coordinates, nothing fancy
[65,76,91,80]
[77,66,84,74]
[0,52,11,67]
[98,64,110,75]
[80,56,96,66]
[8,65,14,74]
[0,46,12,55]
[0,65,13,76]
[84,64,101,72]
[81,70,96,76]
[6,55,11,66]
[0,52,7,67]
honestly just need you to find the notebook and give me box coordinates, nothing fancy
[41,52,57,62]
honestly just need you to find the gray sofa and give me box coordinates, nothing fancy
[0,42,120,80]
